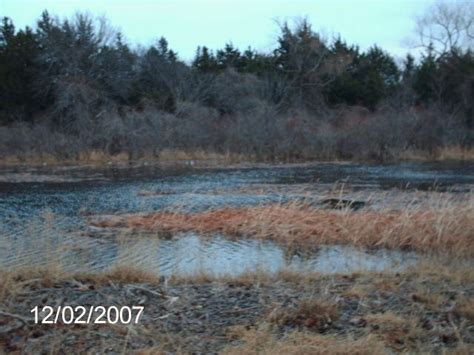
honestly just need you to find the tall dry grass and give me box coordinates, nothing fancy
[91,195,474,256]
[397,146,474,161]
[2,144,473,167]
[223,328,387,355]
[0,149,246,167]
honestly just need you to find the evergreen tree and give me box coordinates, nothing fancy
[97,32,137,103]
[402,54,416,84]
[192,46,218,73]
[273,19,332,111]
[0,17,40,123]
[324,39,360,106]
[216,42,241,69]
[413,45,439,104]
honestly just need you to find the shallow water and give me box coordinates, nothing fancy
[0,232,417,276]
[0,161,472,276]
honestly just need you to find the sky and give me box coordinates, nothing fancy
[1,0,435,62]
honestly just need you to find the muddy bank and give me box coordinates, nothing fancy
[1,265,473,353]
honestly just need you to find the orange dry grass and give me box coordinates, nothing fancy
[0,266,160,302]
[91,202,474,255]
[364,312,419,350]
[455,298,474,323]
[268,299,339,331]
[223,329,387,355]
[0,149,245,167]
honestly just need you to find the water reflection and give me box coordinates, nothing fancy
[0,232,417,276]
[2,161,471,276]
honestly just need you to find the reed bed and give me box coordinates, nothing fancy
[91,196,474,256]
[0,149,246,167]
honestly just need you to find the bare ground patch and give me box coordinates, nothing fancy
[1,262,473,353]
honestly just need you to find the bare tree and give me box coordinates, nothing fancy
[415,0,474,54]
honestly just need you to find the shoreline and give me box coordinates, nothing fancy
[1,146,474,169]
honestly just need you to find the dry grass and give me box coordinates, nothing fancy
[0,267,65,302]
[1,257,473,353]
[0,149,246,167]
[364,312,419,349]
[0,265,160,302]
[2,145,473,167]
[408,257,474,284]
[0,151,131,166]
[437,146,474,160]
[397,146,474,161]
[77,266,161,286]
[157,149,246,162]
[342,283,370,299]
[455,298,474,323]
[223,328,387,354]
[410,291,443,309]
[91,197,474,256]
[136,348,176,355]
[268,299,339,331]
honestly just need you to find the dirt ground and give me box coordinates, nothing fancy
[1,262,473,354]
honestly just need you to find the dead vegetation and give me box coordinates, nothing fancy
[1,260,473,353]
[2,162,474,353]
[223,329,387,355]
[90,196,474,256]
[0,149,247,167]
[2,145,474,168]
[267,299,339,331]
[364,312,420,350]
[455,298,474,323]
[0,266,161,303]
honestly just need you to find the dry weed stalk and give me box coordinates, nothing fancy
[91,196,474,255]
[223,328,386,355]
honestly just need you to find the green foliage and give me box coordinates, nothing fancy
[193,46,218,73]
[273,19,330,109]
[0,17,41,123]
[136,38,183,113]
[436,49,474,130]
[96,33,138,104]
[402,54,416,83]
[412,46,474,131]
[0,11,472,150]
[413,46,438,104]
[326,45,400,110]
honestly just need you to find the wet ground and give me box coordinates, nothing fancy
[0,161,473,275]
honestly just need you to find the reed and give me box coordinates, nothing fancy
[0,149,246,167]
[397,146,474,161]
[91,195,474,256]
[223,329,387,355]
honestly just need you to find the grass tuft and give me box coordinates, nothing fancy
[223,328,386,354]
[91,196,474,256]
[268,299,339,331]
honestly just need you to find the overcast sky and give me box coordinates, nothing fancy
[1,0,434,61]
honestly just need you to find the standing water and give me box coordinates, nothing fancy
[0,161,472,276]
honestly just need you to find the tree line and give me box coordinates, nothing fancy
[0,5,473,161]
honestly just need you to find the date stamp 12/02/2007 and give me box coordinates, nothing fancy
[30,305,144,325]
